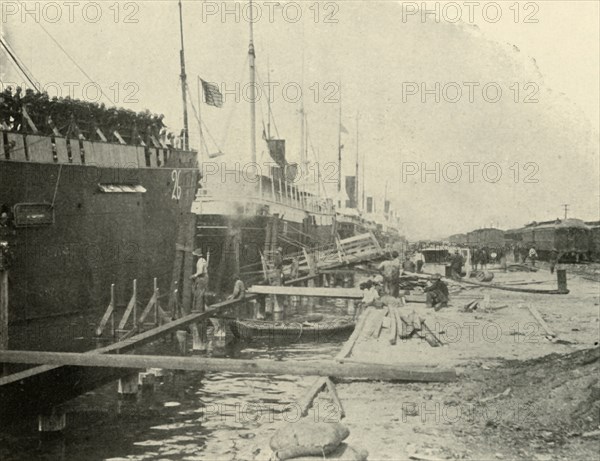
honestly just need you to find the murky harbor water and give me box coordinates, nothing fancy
[1,324,346,461]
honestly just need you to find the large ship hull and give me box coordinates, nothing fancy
[1,136,199,350]
[192,173,337,292]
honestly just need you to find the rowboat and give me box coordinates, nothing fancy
[228,317,356,343]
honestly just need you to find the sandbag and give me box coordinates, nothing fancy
[270,421,350,460]
[283,443,369,461]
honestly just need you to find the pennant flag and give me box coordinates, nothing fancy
[200,78,223,108]
[267,139,286,168]
[340,123,349,134]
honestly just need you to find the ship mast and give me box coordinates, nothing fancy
[248,0,257,164]
[178,0,189,151]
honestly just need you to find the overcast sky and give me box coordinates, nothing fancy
[1,1,598,239]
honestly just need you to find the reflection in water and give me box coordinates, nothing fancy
[0,337,345,461]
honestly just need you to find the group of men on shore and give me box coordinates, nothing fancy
[372,250,450,311]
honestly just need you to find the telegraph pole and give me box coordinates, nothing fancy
[562,204,569,220]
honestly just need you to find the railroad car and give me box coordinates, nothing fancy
[518,219,591,261]
[448,233,467,245]
[585,221,600,261]
[466,228,505,249]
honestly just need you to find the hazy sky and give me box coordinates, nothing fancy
[1,1,598,238]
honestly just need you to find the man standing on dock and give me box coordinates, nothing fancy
[450,250,464,280]
[424,274,449,311]
[378,253,400,296]
[191,249,209,312]
[528,247,538,267]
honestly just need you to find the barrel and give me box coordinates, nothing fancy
[476,271,494,282]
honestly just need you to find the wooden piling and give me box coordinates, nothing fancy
[0,270,8,352]
[557,269,567,292]
[38,407,66,432]
[176,330,188,355]
[1,269,8,376]
[118,373,139,396]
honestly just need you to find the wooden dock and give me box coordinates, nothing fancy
[0,296,254,417]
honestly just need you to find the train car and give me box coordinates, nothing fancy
[466,228,505,249]
[448,233,467,245]
[585,221,600,261]
[519,219,591,261]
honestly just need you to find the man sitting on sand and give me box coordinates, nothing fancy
[423,274,449,311]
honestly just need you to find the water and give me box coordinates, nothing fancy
[0,337,346,461]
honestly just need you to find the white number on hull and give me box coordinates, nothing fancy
[171,170,182,200]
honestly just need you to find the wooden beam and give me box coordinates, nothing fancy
[0,350,457,382]
[0,295,255,387]
[249,285,363,299]
[298,377,328,416]
[336,307,373,362]
[527,305,557,338]
[283,273,321,286]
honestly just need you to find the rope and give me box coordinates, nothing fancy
[255,68,280,138]
[51,163,63,207]
[219,55,248,151]
[0,37,39,90]
[23,0,115,106]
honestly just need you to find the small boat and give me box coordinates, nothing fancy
[228,317,356,343]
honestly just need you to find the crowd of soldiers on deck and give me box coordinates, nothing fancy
[0,87,171,146]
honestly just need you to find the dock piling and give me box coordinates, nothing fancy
[1,269,8,373]
[557,269,567,292]
[176,330,188,355]
[118,373,139,396]
[38,407,66,432]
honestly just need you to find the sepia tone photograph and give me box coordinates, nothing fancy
[0,1,598,460]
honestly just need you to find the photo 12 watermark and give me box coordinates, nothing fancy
[400,162,540,184]
[0,1,141,24]
[402,82,540,104]
[400,2,540,24]
[201,1,340,24]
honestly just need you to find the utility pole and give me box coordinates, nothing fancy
[562,204,569,220]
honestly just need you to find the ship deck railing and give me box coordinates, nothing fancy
[1,130,196,169]
[196,174,335,215]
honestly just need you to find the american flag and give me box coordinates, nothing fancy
[200,78,223,108]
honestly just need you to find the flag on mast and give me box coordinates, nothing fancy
[340,123,349,134]
[200,78,223,108]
